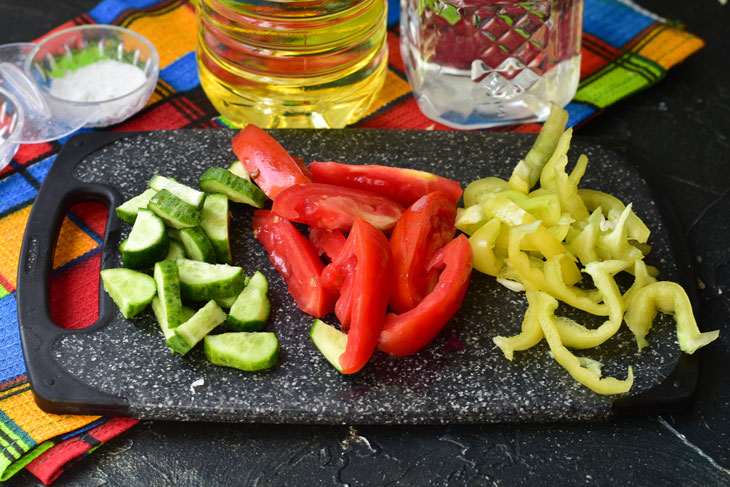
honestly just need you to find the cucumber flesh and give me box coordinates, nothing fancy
[116,188,157,224]
[310,319,347,372]
[149,175,206,210]
[178,226,216,264]
[204,332,279,371]
[101,268,156,319]
[120,208,169,270]
[215,295,237,309]
[199,167,266,208]
[228,271,270,332]
[227,160,250,181]
[199,193,232,263]
[154,260,183,329]
[168,300,227,355]
[165,239,186,261]
[176,259,246,302]
[148,189,202,229]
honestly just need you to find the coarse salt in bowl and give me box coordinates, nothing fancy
[26,25,159,128]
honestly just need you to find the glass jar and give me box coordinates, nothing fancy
[401,0,583,129]
[196,0,388,129]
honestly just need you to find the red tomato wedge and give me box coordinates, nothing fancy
[378,234,473,357]
[389,191,457,313]
[330,219,393,374]
[252,210,336,317]
[272,183,405,233]
[232,124,311,199]
[309,227,347,261]
[310,162,463,208]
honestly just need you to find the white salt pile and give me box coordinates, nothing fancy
[49,59,147,102]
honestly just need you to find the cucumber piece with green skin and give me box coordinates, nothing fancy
[199,193,232,263]
[215,276,251,309]
[310,319,347,373]
[204,332,279,371]
[176,259,246,302]
[228,271,270,332]
[153,299,196,341]
[164,239,186,261]
[148,189,202,229]
[154,260,183,329]
[168,300,227,355]
[120,208,169,270]
[199,167,266,208]
[149,175,206,210]
[101,268,156,319]
[227,160,250,181]
[178,226,216,264]
[115,188,157,224]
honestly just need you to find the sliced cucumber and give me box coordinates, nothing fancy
[101,268,156,319]
[153,260,183,329]
[310,319,347,372]
[167,300,227,355]
[120,208,169,270]
[215,295,238,309]
[116,188,157,224]
[228,271,270,332]
[204,332,279,371]
[200,193,232,264]
[149,174,206,210]
[178,226,216,264]
[227,160,250,181]
[176,259,246,302]
[199,167,266,208]
[148,189,202,229]
[164,239,186,261]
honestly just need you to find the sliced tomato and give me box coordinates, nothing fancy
[378,234,473,357]
[232,124,311,199]
[389,191,457,313]
[252,210,336,317]
[309,227,347,262]
[272,183,404,233]
[329,218,392,374]
[310,162,463,208]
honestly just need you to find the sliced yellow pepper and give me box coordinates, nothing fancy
[622,259,657,309]
[578,189,650,243]
[624,281,719,354]
[463,177,512,207]
[492,284,543,360]
[535,291,634,395]
[565,208,602,266]
[485,196,582,285]
[508,103,569,194]
[543,256,608,316]
[469,218,505,276]
[597,204,644,262]
[552,260,629,349]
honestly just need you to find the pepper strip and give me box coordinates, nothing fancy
[597,204,644,262]
[535,291,634,395]
[578,189,650,243]
[624,281,720,354]
[492,283,543,360]
[551,260,629,349]
[487,196,582,285]
[508,103,569,193]
[566,208,602,266]
[543,256,607,316]
[469,218,505,276]
[622,259,657,310]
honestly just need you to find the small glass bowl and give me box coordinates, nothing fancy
[26,25,159,128]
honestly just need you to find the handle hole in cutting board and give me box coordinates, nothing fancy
[49,202,108,330]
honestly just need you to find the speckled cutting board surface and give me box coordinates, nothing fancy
[19,129,691,424]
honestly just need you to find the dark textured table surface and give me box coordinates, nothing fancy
[2,1,729,485]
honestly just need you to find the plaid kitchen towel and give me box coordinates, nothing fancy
[0,0,703,483]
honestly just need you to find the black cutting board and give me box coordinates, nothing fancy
[17,129,701,423]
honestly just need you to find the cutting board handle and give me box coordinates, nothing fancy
[17,132,133,415]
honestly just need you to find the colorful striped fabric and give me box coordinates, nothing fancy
[0,0,703,483]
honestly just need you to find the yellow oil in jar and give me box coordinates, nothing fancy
[196,0,388,128]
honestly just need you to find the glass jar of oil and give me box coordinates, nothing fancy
[196,0,388,129]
